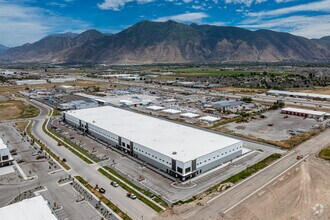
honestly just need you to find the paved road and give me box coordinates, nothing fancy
[30,101,157,220]
[176,128,330,219]
[0,123,102,220]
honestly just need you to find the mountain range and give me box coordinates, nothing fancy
[0,44,9,54]
[0,20,329,64]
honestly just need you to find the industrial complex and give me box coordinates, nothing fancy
[64,106,243,181]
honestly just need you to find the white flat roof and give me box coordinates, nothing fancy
[0,195,57,220]
[268,90,330,99]
[66,106,241,162]
[180,113,200,118]
[147,105,165,111]
[162,109,182,114]
[281,107,327,116]
[199,116,220,122]
[0,138,8,150]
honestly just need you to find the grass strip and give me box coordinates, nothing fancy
[174,153,282,205]
[19,105,40,118]
[74,176,132,220]
[42,120,94,164]
[26,122,70,170]
[99,167,165,212]
[319,147,330,161]
[221,153,282,184]
[51,109,62,116]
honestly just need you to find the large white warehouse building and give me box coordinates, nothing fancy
[64,106,243,181]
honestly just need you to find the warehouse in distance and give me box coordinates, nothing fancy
[64,106,243,181]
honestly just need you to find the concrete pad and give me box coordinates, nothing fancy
[0,166,15,176]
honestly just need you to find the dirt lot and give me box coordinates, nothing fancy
[222,157,330,220]
[293,88,330,95]
[223,110,320,141]
[0,100,39,120]
[0,80,110,97]
[213,86,267,94]
[156,157,330,220]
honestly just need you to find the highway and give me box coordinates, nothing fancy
[30,101,157,220]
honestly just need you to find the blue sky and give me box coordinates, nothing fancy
[0,0,329,46]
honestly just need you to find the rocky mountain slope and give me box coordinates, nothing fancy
[0,21,329,64]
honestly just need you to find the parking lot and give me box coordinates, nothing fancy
[223,110,322,141]
[0,122,102,220]
[51,117,285,202]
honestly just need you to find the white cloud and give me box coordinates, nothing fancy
[154,12,209,23]
[0,2,90,47]
[98,0,154,11]
[275,0,296,3]
[248,0,330,17]
[206,21,227,26]
[240,15,330,38]
[225,0,254,7]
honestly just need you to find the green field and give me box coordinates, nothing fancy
[173,69,251,75]
[319,147,330,161]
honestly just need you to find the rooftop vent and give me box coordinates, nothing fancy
[172,151,177,155]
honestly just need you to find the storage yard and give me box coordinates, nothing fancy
[223,110,323,142]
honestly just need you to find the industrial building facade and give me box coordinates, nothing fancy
[0,138,14,167]
[64,106,243,181]
[281,107,329,120]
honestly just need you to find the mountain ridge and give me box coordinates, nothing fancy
[0,20,329,64]
[0,44,9,54]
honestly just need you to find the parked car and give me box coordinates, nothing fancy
[111,181,119,187]
[99,188,106,193]
[32,152,38,156]
[127,192,136,199]
[36,155,46,160]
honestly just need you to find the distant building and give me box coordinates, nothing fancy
[212,101,247,113]
[0,195,58,220]
[15,80,47,85]
[47,78,76,83]
[58,103,75,111]
[268,90,330,101]
[57,99,98,111]
[71,99,98,110]
[0,138,14,167]
[281,107,329,120]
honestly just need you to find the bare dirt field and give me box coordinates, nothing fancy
[0,80,110,97]
[222,157,330,220]
[293,88,330,95]
[156,157,330,220]
[213,86,267,94]
[223,110,320,141]
[0,100,39,120]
